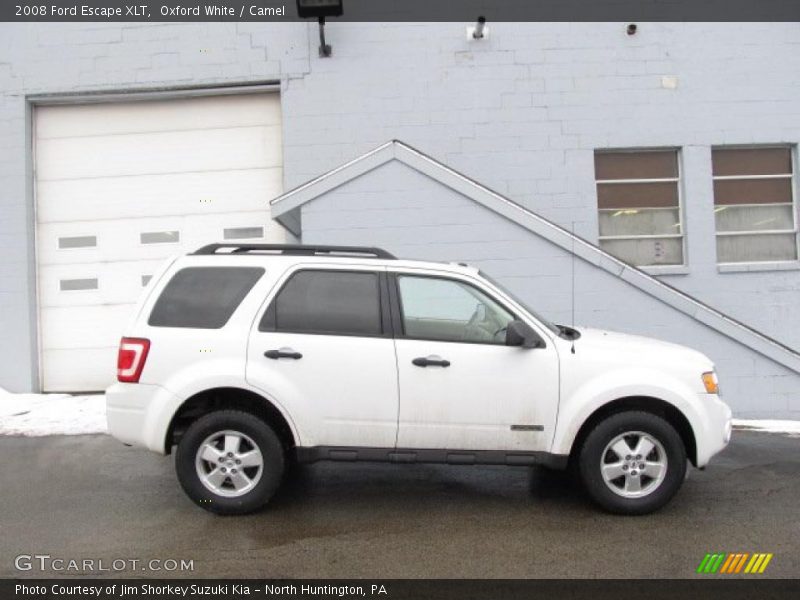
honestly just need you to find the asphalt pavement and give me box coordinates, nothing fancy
[1,431,798,578]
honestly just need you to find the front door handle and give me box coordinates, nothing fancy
[412,355,451,368]
[264,348,303,360]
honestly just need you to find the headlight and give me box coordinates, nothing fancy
[702,371,719,394]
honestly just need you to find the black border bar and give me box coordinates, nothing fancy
[3,0,800,22]
[5,579,800,600]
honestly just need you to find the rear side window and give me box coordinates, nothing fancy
[149,267,264,329]
[260,270,382,336]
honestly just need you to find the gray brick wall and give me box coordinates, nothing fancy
[0,22,798,399]
[280,23,800,355]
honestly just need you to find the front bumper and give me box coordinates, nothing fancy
[106,382,179,454]
[695,393,733,467]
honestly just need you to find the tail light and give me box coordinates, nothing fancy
[117,337,151,383]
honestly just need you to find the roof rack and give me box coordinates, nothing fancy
[192,243,397,259]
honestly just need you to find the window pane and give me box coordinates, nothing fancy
[594,150,684,267]
[599,208,681,237]
[223,227,264,240]
[717,233,798,263]
[597,181,679,209]
[595,151,678,180]
[59,235,97,249]
[713,178,792,206]
[712,148,792,177]
[149,267,263,329]
[60,278,98,291]
[141,231,180,244]
[271,271,381,336]
[600,238,683,266]
[398,276,514,344]
[715,204,794,233]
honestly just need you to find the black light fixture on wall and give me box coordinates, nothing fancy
[296,0,344,57]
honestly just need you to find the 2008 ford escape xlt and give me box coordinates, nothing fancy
[107,244,732,515]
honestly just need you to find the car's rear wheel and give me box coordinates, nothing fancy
[175,410,284,515]
[578,411,686,515]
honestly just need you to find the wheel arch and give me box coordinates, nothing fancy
[567,396,698,467]
[165,387,297,455]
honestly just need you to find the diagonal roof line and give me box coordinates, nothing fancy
[270,139,800,373]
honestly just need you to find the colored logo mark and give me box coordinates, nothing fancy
[697,553,773,574]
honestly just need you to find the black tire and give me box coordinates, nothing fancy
[175,410,284,515]
[578,411,687,515]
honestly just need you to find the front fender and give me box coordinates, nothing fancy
[551,367,703,457]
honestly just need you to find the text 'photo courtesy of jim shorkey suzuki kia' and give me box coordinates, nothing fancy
[107,244,732,516]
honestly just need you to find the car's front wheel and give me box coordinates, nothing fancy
[175,410,284,515]
[578,411,687,515]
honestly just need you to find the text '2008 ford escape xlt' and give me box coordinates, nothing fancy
[107,244,732,515]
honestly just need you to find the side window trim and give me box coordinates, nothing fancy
[258,268,393,339]
[378,269,394,337]
[387,271,518,346]
[386,270,405,339]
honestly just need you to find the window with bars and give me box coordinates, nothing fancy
[712,147,798,264]
[594,149,683,267]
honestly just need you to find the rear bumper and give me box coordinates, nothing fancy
[695,393,732,467]
[106,382,178,454]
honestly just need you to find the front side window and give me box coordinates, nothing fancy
[397,275,514,344]
[712,146,797,264]
[260,270,382,336]
[595,149,683,267]
[149,267,264,329]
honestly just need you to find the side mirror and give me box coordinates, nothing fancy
[505,320,545,349]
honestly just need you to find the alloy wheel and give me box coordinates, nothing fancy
[600,431,668,498]
[195,429,264,498]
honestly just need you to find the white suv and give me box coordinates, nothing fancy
[107,243,732,515]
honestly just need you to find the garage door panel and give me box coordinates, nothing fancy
[38,212,289,267]
[41,347,117,392]
[40,304,136,350]
[39,217,186,267]
[35,92,284,391]
[36,94,281,139]
[37,125,282,181]
[36,168,283,223]
[38,259,169,308]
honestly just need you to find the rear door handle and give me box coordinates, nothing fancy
[264,348,303,360]
[412,355,450,368]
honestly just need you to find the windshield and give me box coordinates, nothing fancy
[478,270,562,336]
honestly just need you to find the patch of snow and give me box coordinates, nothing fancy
[0,388,107,436]
[732,419,800,436]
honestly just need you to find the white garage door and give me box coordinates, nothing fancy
[34,93,287,391]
